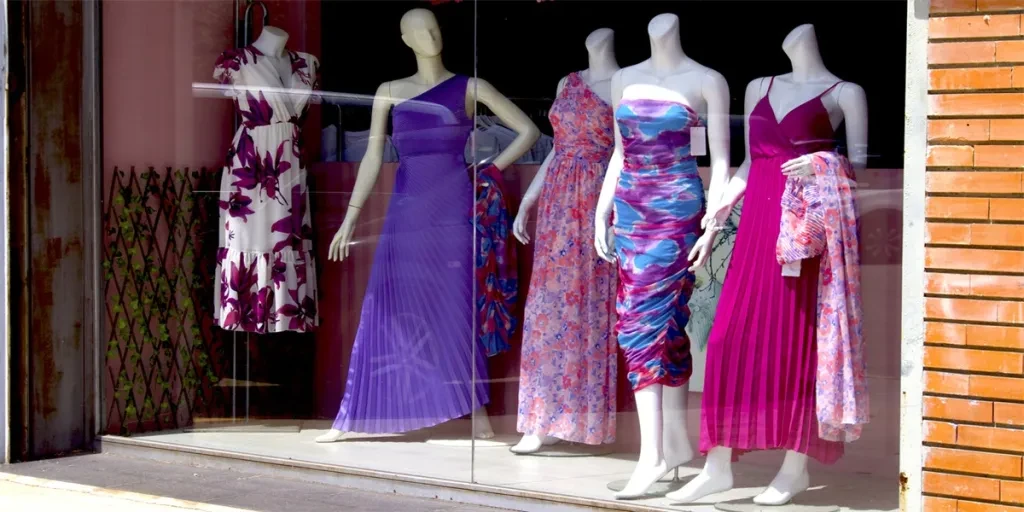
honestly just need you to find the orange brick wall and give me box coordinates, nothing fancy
[924,1,1024,511]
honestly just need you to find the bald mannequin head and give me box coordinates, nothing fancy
[400,8,443,58]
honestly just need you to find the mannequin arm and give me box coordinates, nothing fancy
[468,78,541,171]
[519,77,567,209]
[714,78,761,215]
[594,70,625,263]
[701,69,731,213]
[838,82,869,171]
[343,83,392,217]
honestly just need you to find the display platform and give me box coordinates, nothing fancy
[133,420,897,512]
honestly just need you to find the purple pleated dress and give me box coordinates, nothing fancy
[331,75,490,434]
[699,77,845,464]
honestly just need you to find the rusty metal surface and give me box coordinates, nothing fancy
[5,0,96,461]
[1,0,9,465]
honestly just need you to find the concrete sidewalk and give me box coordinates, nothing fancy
[0,453,512,512]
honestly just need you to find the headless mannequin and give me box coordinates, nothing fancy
[251,26,292,83]
[668,23,868,507]
[509,28,619,454]
[318,8,539,444]
[592,13,731,499]
[511,27,618,244]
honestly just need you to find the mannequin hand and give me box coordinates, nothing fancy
[701,201,733,232]
[328,219,356,262]
[687,231,716,272]
[594,216,617,264]
[513,199,536,245]
[781,154,815,177]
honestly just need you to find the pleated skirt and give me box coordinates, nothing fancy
[698,155,844,465]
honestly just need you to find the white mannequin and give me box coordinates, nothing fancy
[509,28,619,454]
[251,26,292,80]
[592,13,731,499]
[316,8,539,445]
[512,27,618,244]
[667,23,868,507]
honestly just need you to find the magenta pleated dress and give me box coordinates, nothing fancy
[699,77,845,465]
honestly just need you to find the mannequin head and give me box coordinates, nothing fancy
[782,24,818,58]
[253,26,289,56]
[647,13,679,39]
[586,27,614,52]
[400,8,443,58]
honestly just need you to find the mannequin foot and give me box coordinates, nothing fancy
[510,434,560,454]
[665,466,734,503]
[473,408,494,439]
[615,459,672,500]
[753,467,810,506]
[314,429,347,443]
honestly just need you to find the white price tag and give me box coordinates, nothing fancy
[690,126,707,156]
[781,260,801,277]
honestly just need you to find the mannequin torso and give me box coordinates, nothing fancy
[251,26,293,83]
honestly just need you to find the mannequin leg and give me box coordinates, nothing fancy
[473,406,495,439]
[314,429,346,443]
[662,383,695,468]
[753,450,810,505]
[665,445,734,503]
[616,385,670,499]
[510,434,560,454]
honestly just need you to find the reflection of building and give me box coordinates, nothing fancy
[2,1,1022,511]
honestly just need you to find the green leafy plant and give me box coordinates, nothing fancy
[102,167,226,435]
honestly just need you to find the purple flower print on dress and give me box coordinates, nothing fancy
[220,190,255,221]
[271,258,288,289]
[278,288,317,331]
[270,184,307,253]
[256,284,277,330]
[290,52,312,86]
[241,91,274,128]
[259,142,292,202]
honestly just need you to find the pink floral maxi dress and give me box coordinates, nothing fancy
[212,46,320,333]
[516,72,618,445]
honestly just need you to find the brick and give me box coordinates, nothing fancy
[958,424,1024,451]
[926,297,999,322]
[992,119,1024,141]
[998,301,1024,323]
[996,402,1024,426]
[990,198,1024,221]
[971,275,1024,299]
[1004,480,1024,506]
[971,374,1024,401]
[997,40,1024,62]
[926,370,971,394]
[924,471,1000,500]
[977,0,1024,10]
[975,145,1024,168]
[922,496,958,512]
[926,172,1023,193]
[967,324,1024,348]
[925,419,959,443]
[1016,66,1024,88]
[926,197,990,220]
[924,446,1022,477]
[927,145,975,166]
[930,14,1022,38]
[930,67,1013,90]
[925,247,1024,272]
[971,224,1024,247]
[959,500,1024,512]
[930,93,1024,116]
[924,395,994,422]
[932,0,978,12]
[926,223,972,245]
[925,345,1024,373]
[930,41,997,64]
[926,272,973,294]
[926,321,968,344]
[929,119,991,142]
